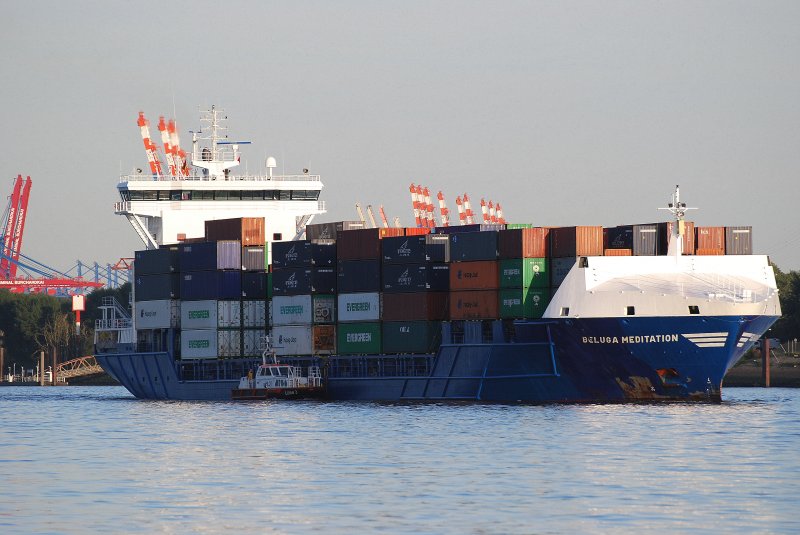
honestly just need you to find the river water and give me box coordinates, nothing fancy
[1,386,798,534]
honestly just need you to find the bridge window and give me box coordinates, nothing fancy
[291,190,319,200]
[241,190,261,201]
[120,191,131,201]
[192,190,212,200]
[142,190,158,201]
[688,306,700,315]
[560,307,570,317]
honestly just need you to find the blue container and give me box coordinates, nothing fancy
[449,231,498,262]
[134,247,180,275]
[180,242,217,271]
[337,260,381,293]
[382,235,428,264]
[382,263,450,293]
[181,270,242,300]
[311,243,337,266]
[272,240,313,268]
[425,234,451,263]
[272,267,337,295]
[134,273,180,300]
[241,271,268,298]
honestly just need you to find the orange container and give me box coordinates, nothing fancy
[695,226,725,255]
[696,248,724,256]
[205,217,265,246]
[666,221,696,254]
[405,227,432,236]
[450,290,499,320]
[604,248,632,256]
[449,260,499,290]
[498,227,549,259]
[549,226,604,257]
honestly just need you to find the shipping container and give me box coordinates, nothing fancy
[311,243,337,266]
[180,300,218,329]
[336,227,405,260]
[271,295,313,325]
[242,328,268,357]
[242,246,266,271]
[270,325,335,355]
[242,300,267,328]
[271,267,337,295]
[305,220,364,241]
[216,240,242,270]
[449,260,499,290]
[204,217,265,246]
[338,292,381,322]
[550,257,578,287]
[313,325,336,354]
[382,235,428,264]
[449,231,498,262]
[505,223,533,229]
[725,226,753,255]
[134,247,180,275]
[605,225,660,256]
[695,226,725,255]
[179,242,217,271]
[499,288,551,319]
[134,273,180,301]
[549,226,604,257]
[404,227,431,236]
[449,290,499,320]
[337,322,382,354]
[271,240,313,268]
[498,258,549,289]
[664,221,695,255]
[696,248,724,256]
[425,234,451,262]
[432,223,505,234]
[180,270,241,300]
[382,292,449,321]
[134,300,179,329]
[382,321,441,354]
[498,227,549,259]
[604,248,632,256]
[217,300,242,328]
[313,294,336,324]
[266,272,273,299]
[241,271,268,299]
[218,329,242,358]
[180,329,241,359]
[337,260,381,293]
[382,263,450,293]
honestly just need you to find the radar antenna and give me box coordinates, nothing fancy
[658,185,697,257]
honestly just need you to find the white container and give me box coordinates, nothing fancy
[313,295,335,324]
[337,292,381,322]
[218,329,241,358]
[134,299,179,329]
[217,240,242,270]
[243,300,267,328]
[181,300,218,329]
[181,329,218,359]
[217,300,242,328]
[272,325,314,356]
[243,328,268,356]
[271,295,313,325]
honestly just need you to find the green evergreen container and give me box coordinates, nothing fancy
[499,258,549,289]
[499,288,551,319]
[336,322,382,354]
[382,321,441,354]
[505,223,533,229]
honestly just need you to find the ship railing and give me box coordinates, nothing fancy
[119,173,321,183]
[95,318,133,330]
[114,201,130,214]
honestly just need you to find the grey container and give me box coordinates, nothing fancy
[242,246,266,271]
[725,226,752,255]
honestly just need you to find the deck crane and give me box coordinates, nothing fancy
[462,194,475,224]
[436,191,450,227]
[366,205,379,229]
[355,202,368,227]
[480,198,489,223]
[378,206,390,228]
[137,112,163,177]
[0,175,102,294]
[410,184,423,227]
[168,118,189,176]
[157,117,177,177]
[455,196,465,225]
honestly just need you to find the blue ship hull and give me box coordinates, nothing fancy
[96,314,777,402]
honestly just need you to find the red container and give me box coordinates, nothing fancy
[336,228,405,260]
[549,226,603,257]
[695,226,725,255]
[604,248,632,256]
[450,290,499,320]
[449,260,499,290]
[205,217,265,246]
[498,228,549,259]
[382,292,449,321]
[405,227,432,236]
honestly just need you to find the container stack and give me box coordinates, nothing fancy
[497,227,551,319]
[271,240,337,356]
[133,246,181,351]
[447,230,501,321]
[381,232,449,353]
[549,226,604,288]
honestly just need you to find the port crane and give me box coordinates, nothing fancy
[0,175,104,294]
[409,183,506,228]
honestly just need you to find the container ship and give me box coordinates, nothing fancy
[94,107,782,402]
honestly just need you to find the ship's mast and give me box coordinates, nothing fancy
[659,184,696,257]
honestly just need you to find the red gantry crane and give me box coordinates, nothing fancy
[0,175,103,294]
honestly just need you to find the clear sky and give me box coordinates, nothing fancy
[1,0,798,274]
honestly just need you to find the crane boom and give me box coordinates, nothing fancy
[0,175,23,278]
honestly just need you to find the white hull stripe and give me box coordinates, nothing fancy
[682,332,729,348]
[737,332,759,348]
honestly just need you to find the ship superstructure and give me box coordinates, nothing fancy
[115,106,325,250]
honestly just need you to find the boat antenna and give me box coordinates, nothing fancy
[658,185,697,256]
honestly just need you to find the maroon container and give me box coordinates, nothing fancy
[382,292,450,321]
[205,217,265,246]
[549,226,603,257]
[336,228,405,260]
[498,227,550,259]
